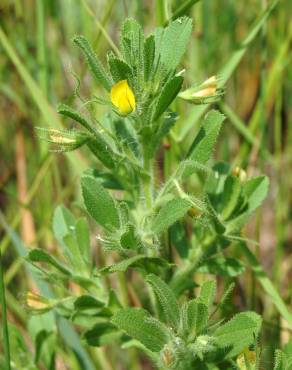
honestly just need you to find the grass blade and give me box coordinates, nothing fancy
[240,243,292,329]
[0,248,11,370]
[0,27,60,128]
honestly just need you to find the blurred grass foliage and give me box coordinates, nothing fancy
[0,0,291,369]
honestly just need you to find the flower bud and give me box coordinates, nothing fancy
[25,292,54,313]
[188,207,202,218]
[178,75,224,104]
[232,166,247,182]
[36,128,89,152]
[110,80,136,115]
[162,347,173,366]
[236,348,256,369]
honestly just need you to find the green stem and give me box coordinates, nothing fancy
[90,347,114,370]
[142,150,153,210]
[156,0,169,26]
[170,251,203,294]
[0,249,11,370]
[170,235,217,294]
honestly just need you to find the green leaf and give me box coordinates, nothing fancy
[120,18,144,85]
[198,257,245,277]
[152,198,192,234]
[53,205,75,246]
[217,282,235,312]
[52,206,85,273]
[121,339,159,363]
[57,103,94,134]
[110,115,139,156]
[120,223,140,250]
[273,350,292,370]
[213,311,262,358]
[153,76,183,121]
[243,176,269,212]
[221,176,242,221]
[62,234,87,274]
[75,217,91,266]
[169,222,189,259]
[83,169,123,190]
[146,274,180,329]
[185,298,209,339]
[34,329,56,366]
[108,54,133,83]
[84,322,120,347]
[73,35,112,91]
[86,136,117,170]
[112,308,169,352]
[199,280,216,309]
[177,160,212,181]
[27,249,71,275]
[151,111,178,156]
[205,196,226,234]
[108,289,123,312]
[74,295,104,311]
[187,110,225,164]
[158,17,192,74]
[58,105,118,169]
[144,34,155,81]
[99,255,171,274]
[227,176,269,232]
[81,175,120,231]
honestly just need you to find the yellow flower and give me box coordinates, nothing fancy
[110,80,136,115]
[232,166,247,182]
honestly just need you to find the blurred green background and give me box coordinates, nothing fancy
[0,0,291,369]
